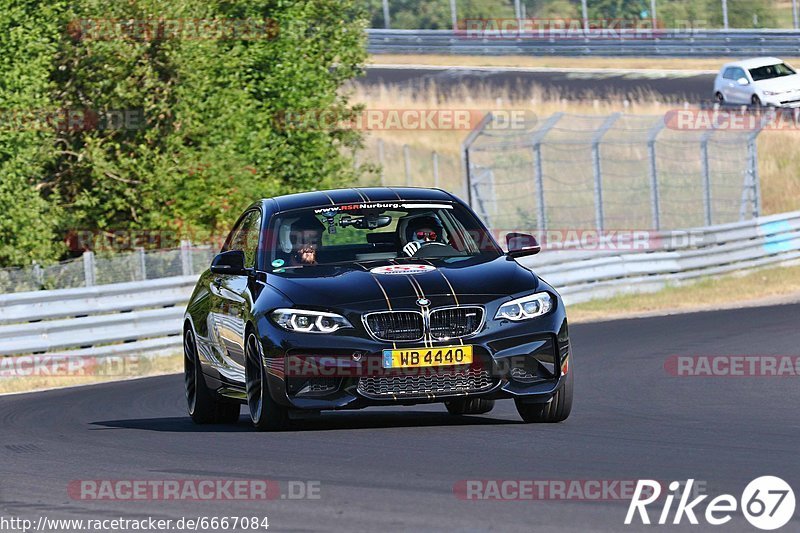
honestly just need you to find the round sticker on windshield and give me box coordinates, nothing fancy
[370,264,436,275]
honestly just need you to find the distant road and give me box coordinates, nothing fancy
[359,65,716,102]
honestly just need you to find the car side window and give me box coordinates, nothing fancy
[732,68,747,81]
[722,68,736,80]
[225,210,262,269]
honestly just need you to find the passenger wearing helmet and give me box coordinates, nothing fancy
[402,215,446,257]
[279,215,324,266]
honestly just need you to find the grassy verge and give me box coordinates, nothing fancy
[567,262,800,323]
[369,54,800,72]
[0,352,183,395]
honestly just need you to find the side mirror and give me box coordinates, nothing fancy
[506,232,541,258]
[736,77,749,86]
[210,250,249,275]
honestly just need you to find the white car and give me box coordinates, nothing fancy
[713,57,800,107]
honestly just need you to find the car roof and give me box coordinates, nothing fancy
[265,187,458,212]
[722,57,785,70]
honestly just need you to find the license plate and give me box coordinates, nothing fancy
[382,345,473,369]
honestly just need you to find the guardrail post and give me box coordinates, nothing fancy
[180,241,193,276]
[647,120,666,231]
[432,151,440,189]
[137,247,147,281]
[83,251,96,287]
[591,113,622,232]
[402,144,412,186]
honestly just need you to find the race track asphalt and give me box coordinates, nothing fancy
[1,303,798,532]
[359,66,715,103]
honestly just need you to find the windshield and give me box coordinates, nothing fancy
[749,63,796,82]
[265,202,501,269]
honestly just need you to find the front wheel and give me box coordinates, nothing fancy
[515,367,573,423]
[184,329,241,424]
[751,95,762,108]
[245,333,288,431]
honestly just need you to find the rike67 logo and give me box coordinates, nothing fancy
[626,477,796,530]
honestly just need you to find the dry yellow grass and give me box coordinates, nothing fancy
[0,352,182,395]
[567,261,800,323]
[369,54,800,72]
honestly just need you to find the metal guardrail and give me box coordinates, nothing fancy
[1,210,798,357]
[367,29,800,57]
[0,276,197,357]
[521,210,800,304]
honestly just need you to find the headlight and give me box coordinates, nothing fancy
[762,90,781,96]
[495,292,553,321]
[270,309,353,333]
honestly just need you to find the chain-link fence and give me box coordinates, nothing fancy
[0,243,217,294]
[363,111,764,233]
[465,111,762,232]
[359,138,465,196]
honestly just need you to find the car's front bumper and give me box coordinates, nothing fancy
[255,301,571,411]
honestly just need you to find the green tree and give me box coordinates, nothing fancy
[0,0,66,266]
[0,0,369,266]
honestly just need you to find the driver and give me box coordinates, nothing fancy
[402,216,446,257]
[288,215,324,265]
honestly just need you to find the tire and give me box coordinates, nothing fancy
[184,329,241,424]
[714,92,724,105]
[445,398,495,415]
[751,95,762,107]
[515,366,573,423]
[245,332,288,431]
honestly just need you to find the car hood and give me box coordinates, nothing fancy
[754,75,800,93]
[265,255,538,310]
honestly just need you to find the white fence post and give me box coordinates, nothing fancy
[83,251,96,287]
[180,241,193,276]
[432,151,440,189]
[382,0,390,29]
[378,139,386,186]
[403,144,412,186]
[137,247,147,281]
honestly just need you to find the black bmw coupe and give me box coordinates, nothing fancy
[183,187,573,430]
